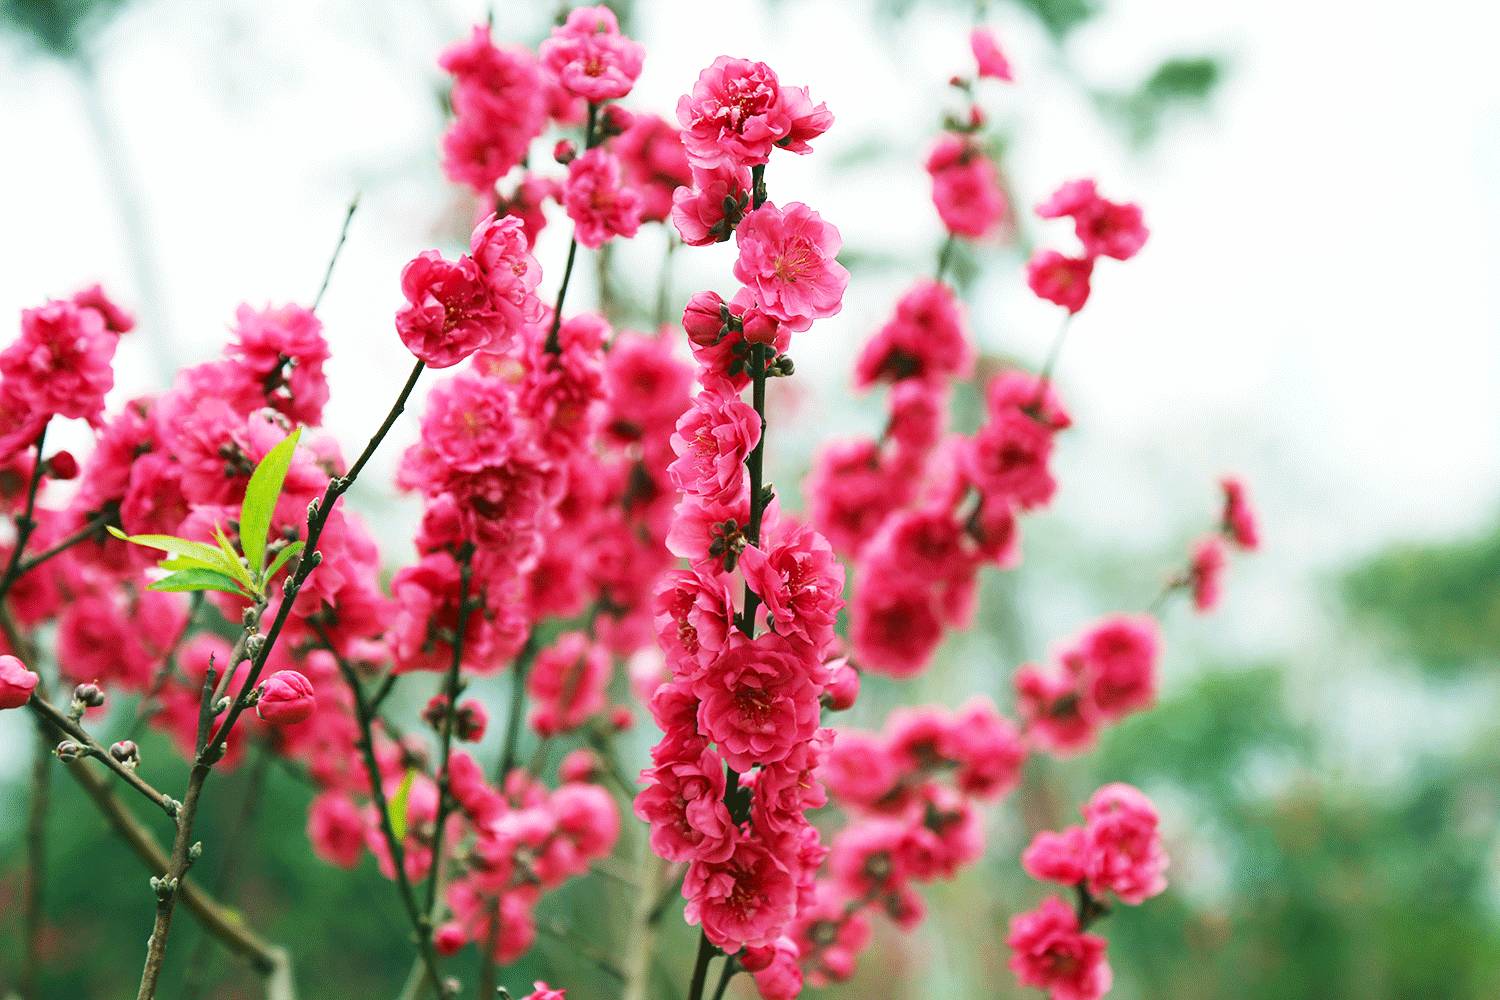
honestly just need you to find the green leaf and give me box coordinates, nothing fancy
[240,427,302,575]
[106,527,237,571]
[388,768,416,842]
[146,568,249,596]
[212,521,256,591]
[159,554,232,574]
[261,540,305,585]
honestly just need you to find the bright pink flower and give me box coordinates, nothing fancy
[926,134,1006,240]
[680,288,786,388]
[750,936,804,1000]
[684,839,798,952]
[949,698,1026,799]
[1021,826,1088,885]
[615,113,693,223]
[0,654,38,709]
[603,329,695,443]
[1006,896,1112,1000]
[855,279,973,389]
[963,409,1057,510]
[71,284,134,334]
[257,670,316,725]
[416,372,525,473]
[522,983,566,1000]
[693,633,824,771]
[2,299,118,424]
[1026,249,1094,313]
[1014,663,1098,756]
[468,213,545,353]
[676,57,791,169]
[823,659,860,711]
[805,438,913,556]
[653,568,735,678]
[1190,534,1227,612]
[634,745,737,864]
[819,730,899,809]
[776,86,834,154]
[733,202,848,331]
[1037,179,1099,220]
[668,382,760,505]
[563,147,643,249]
[970,28,1014,81]
[528,632,610,736]
[850,581,944,678]
[1037,179,1148,261]
[740,520,844,651]
[1076,614,1159,721]
[672,165,752,246]
[496,174,560,248]
[307,791,367,868]
[226,303,330,424]
[1221,476,1259,550]
[538,5,644,103]
[1082,783,1168,904]
[395,251,499,368]
[439,27,547,193]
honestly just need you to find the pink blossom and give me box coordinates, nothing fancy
[733,202,849,331]
[1026,249,1094,313]
[468,213,545,353]
[1076,614,1159,721]
[1006,896,1112,1000]
[1037,179,1149,261]
[1190,534,1227,612]
[1082,782,1168,904]
[740,519,845,651]
[416,372,525,473]
[668,382,760,505]
[307,792,367,868]
[676,57,792,169]
[528,632,610,736]
[823,659,860,711]
[563,147,643,249]
[71,284,134,334]
[805,438,913,556]
[1221,476,1259,550]
[750,937,804,1000]
[855,279,973,389]
[634,745,737,864]
[614,113,693,222]
[652,568,735,678]
[395,250,499,369]
[963,408,1057,510]
[693,632,824,771]
[1014,662,1098,756]
[0,654,38,709]
[522,984,566,1000]
[926,134,1006,239]
[850,581,944,678]
[671,165,752,246]
[684,839,798,952]
[2,299,118,424]
[257,670,316,725]
[439,27,547,193]
[949,698,1026,799]
[1021,827,1088,886]
[226,303,330,424]
[538,5,644,103]
[970,28,1015,81]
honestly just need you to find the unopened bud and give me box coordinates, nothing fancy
[55,740,84,760]
[45,450,79,480]
[72,682,105,709]
[553,139,577,164]
[109,740,140,767]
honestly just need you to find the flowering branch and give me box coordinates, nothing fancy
[28,690,180,819]
[544,101,599,354]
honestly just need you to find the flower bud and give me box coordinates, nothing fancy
[968,104,986,129]
[609,705,633,732]
[109,740,140,766]
[45,450,79,480]
[558,748,600,784]
[0,654,39,709]
[599,104,633,137]
[822,659,860,711]
[255,670,316,725]
[55,740,84,760]
[682,291,729,347]
[434,922,467,956]
[739,944,777,973]
[455,699,488,742]
[72,682,106,709]
[552,139,577,165]
[741,308,779,346]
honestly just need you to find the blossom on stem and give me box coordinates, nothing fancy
[538,5,645,103]
[733,202,849,331]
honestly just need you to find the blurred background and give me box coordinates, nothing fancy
[3,0,1500,996]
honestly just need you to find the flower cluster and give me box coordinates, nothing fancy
[636,54,848,967]
[1009,783,1169,1000]
[1015,615,1160,756]
[790,700,1027,986]
[1027,179,1149,313]
[1185,476,1260,612]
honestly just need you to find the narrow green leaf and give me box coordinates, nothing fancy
[160,554,231,574]
[388,768,416,842]
[106,527,237,571]
[261,540,305,586]
[240,427,303,575]
[212,521,256,591]
[146,568,249,596]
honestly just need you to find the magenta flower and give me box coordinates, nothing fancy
[1082,783,1169,904]
[926,134,1006,240]
[563,147,643,249]
[2,299,119,425]
[0,654,38,709]
[970,28,1015,81]
[684,839,799,952]
[668,383,760,506]
[538,5,644,103]
[1026,248,1094,313]
[1006,895,1112,1000]
[733,202,849,331]
[257,670,316,726]
[395,251,499,369]
[692,633,824,772]
[676,56,791,169]
[1221,476,1260,549]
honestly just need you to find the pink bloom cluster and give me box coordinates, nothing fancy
[1186,475,1260,612]
[1015,614,1160,756]
[927,133,1007,240]
[1026,179,1149,314]
[1009,783,1169,1000]
[439,26,547,194]
[789,700,1027,985]
[635,54,849,967]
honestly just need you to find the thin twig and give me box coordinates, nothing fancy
[312,195,361,312]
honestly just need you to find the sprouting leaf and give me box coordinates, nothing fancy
[388,768,416,842]
[212,521,256,591]
[146,568,249,596]
[240,427,303,575]
[107,526,238,573]
[262,540,305,585]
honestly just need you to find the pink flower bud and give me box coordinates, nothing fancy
[823,660,860,711]
[740,943,777,973]
[553,139,578,164]
[46,450,79,480]
[0,655,38,709]
[682,291,729,347]
[609,705,633,731]
[434,921,467,956]
[740,307,780,346]
[559,748,600,784]
[456,699,488,742]
[256,670,315,725]
[600,103,634,136]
